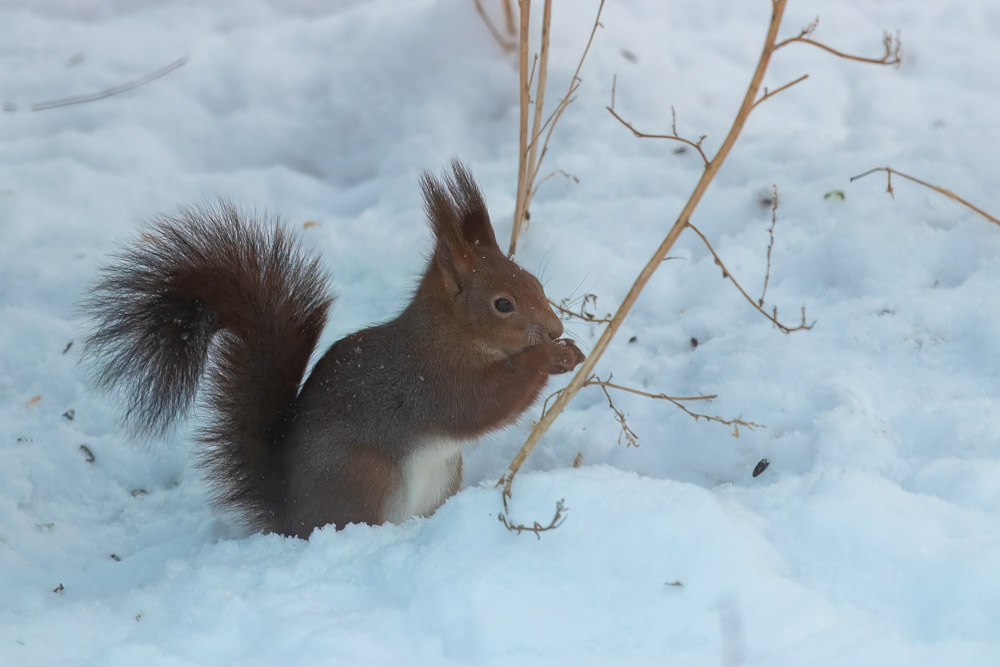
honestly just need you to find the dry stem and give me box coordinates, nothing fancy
[509,0,606,255]
[513,0,532,255]
[498,0,795,500]
[595,380,640,447]
[585,377,717,404]
[526,0,552,196]
[474,0,516,53]
[552,293,612,324]
[759,185,779,306]
[500,0,900,501]
[775,21,902,66]
[607,105,710,167]
[587,375,760,440]
[753,74,809,109]
[531,168,579,201]
[502,0,516,36]
[850,167,999,227]
[31,56,188,112]
[498,498,567,539]
[687,222,813,334]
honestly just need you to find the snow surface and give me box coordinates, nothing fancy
[1,1,998,665]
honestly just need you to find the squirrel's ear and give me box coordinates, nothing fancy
[421,161,499,265]
[447,160,499,251]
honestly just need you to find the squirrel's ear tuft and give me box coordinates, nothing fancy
[421,160,498,255]
[447,160,498,251]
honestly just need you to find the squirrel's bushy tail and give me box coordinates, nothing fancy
[82,203,332,525]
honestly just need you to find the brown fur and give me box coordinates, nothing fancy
[82,161,584,537]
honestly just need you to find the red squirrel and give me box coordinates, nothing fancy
[82,161,584,537]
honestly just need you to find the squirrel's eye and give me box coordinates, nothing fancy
[494,297,514,313]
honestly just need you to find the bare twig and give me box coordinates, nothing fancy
[539,386,567,418]
[528,0,605,178]
[585,377,717,403]
[499,498,567,539]
[31,56,188,112]
[526,0,553,198]
[474,0,516,52]
[509,0,606,255]
[502,0,516,36]
[759,184,779,306]
[513,0,532,253]
[499,0,801,499]
[774,23,901,66]
[753,73,809,109]
[530,168,579,201]
[595,379,639,447]
[552,293,613,324]
[526,53,539,94]
[499,2,900,502]
[585,375,759,438]
[850,167,999,227]
[687,222,813,334]
[607,105,710,168]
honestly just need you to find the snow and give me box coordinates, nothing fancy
[1,0,998,665]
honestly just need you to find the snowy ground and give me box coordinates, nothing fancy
[1,1,998,665]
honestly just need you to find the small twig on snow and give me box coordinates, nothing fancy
[759,184,779,306]
[606,104,710,168]
[850,167,999,227]
[499,498,567,539]
[687,222,813,334]
[31,56,189,112]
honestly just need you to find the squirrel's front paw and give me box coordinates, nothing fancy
[547,338,585,374]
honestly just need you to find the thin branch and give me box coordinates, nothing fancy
[540,386,567,418]
[594,378,639,447]
[606,105,710,168]
[499,2,900,499]
[500,0,796,499]
[774,28,901,66]
[753,73,809,109]
[759,184,779,306]
[687,222,813,334]
[585,375,760,439]
[530,168,580,201]
[31,56,189,112]
[526,53,539,94]
[526,0,553,195]
[584,377,717,403]
[850,167,999,227]
[509,0,606,255]
[498,498,567,539]
[474,0,516,53]
[552,293,612,324]
[502,0,517,36]
[512,0,532,257]
[528,0,605,186]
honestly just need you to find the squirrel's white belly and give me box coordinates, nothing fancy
[384,436,463,524]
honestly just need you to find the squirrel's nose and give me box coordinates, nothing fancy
[546,312,564,340]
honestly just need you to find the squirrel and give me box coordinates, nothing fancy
[82,161,585,537]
